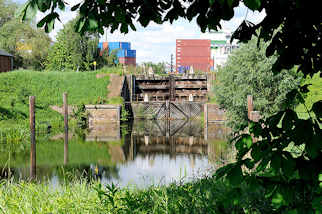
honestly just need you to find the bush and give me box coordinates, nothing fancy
[214,37,301,131]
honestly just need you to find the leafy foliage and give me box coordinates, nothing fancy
[20,0,322,212]
[97,48,119,68]
[0,0,17,28]
[214,37,301,131]
[46,18,99,71]
[216,105,321,212]
[0,18,51,70]
[140,62,167,75]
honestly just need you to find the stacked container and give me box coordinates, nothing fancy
[98,42,109,56]
[99,42,136,66]
[176,39,212,72]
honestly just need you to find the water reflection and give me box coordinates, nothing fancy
[0,120,232,187]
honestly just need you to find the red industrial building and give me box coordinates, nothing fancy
[176,39,212,72]
[0,50,13,73]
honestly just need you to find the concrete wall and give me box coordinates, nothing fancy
[86,122,121,142]
[85,105,121,127]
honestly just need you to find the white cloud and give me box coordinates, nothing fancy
[32,1,266,63]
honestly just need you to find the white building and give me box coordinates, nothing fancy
[200,30,239,71]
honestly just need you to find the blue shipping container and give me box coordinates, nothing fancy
[108,42,120,50]
[98,42,103,50]
[127,50,136,58]
[116,50,126,58]
[120,42,131,50]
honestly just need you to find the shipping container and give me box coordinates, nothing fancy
[98,42,103,50]
[102,42,108,50]
[118,57,136,66]
[177,57,211,63]
[110,49,136,58]
[176,63,210,72]
[120,42,131,50]
[176,39,211,47]
[108,42,120,50]
[177,47,210,57]
[127,50,136,58]
[109,42,131,50]
[176,39,211,72]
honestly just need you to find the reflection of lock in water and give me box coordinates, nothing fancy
[189,94,193,102]
[144,136,149,145]
[189,136,194,146]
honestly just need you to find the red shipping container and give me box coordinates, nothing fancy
[177,57,211,63]
[177,47,210,57]
[177,63,210,72]
[103,42,108,50]
[176,39,211,47]
[119,57,136,66]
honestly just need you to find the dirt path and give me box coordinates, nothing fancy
[107,74,124,98]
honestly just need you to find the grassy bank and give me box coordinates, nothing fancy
[0,68,122,141]
[0,176,271,214]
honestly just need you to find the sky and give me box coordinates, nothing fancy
[14,0,266,64]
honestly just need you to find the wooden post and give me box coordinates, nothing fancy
[247,95,253,120]
[63,93,68,165]
[204,104,208,140]
[29,96,36,180]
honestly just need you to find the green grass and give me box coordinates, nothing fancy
[0,68,122,138]
[0,180,104,214]
[0,176,272,214]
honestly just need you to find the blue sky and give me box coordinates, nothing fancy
[14,0,265,64]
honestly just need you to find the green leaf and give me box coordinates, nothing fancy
[271,153,282,173]
[299,84,312,93]
[215,163,234,179]
[305,135,321,159]
[271,192,284,209]
[249,122,262,137]
[244,158,255,169]
[58,0,65,10]
[71,3,81,11]
[251,144,262,161]
[281,153,296,177]
[256,157,270,172]
[312,196,322,212]
[311,100,322,122]
[268,111,284,128]
[282,109,297,131]
[243,0,261,11]
[227,165,243,186]
[37,15,49,28]
[88,16,98,30]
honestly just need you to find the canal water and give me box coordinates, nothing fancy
[0,120,232,188]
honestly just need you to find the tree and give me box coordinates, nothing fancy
[214,37,301,131]
[0,0,51,70]
[21,0,321,212]
[141,62,167,74]
[46,18,99,71]
[97,48,119,68]
[0,0,17,28]
[0,19,51,70]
